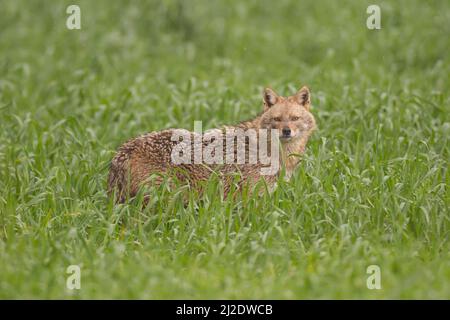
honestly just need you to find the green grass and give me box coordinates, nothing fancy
[0,0,449,299]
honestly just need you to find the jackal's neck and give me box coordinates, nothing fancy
[280,135,310,177]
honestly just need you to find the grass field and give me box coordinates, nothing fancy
[0,0,449,299]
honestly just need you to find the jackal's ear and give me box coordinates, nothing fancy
[295,86,311,110]
[263,88,279,109]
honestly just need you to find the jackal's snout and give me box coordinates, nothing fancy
[281,127,291,138]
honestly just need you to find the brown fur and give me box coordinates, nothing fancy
[107,86,316,203]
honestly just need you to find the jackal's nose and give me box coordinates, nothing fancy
[282,128,291,137]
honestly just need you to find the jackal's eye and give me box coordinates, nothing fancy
[290,116,300,121]
[273,117,282,122]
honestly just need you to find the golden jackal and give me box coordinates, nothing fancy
[108,86,316,203]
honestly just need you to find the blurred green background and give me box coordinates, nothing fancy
[0,0,448,298]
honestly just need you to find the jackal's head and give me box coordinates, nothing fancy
[260,86,316,142]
